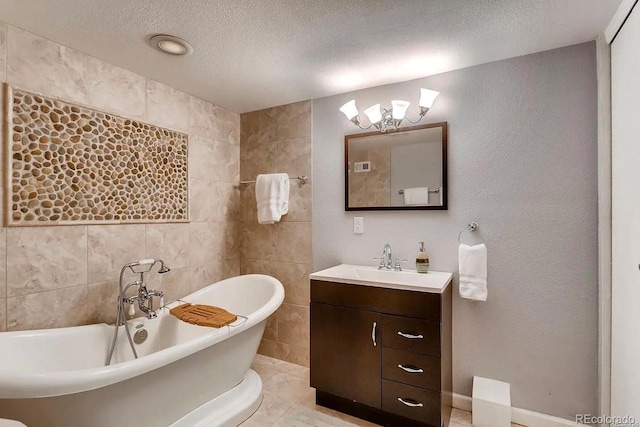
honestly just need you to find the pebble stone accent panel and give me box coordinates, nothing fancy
[5,86,189,226]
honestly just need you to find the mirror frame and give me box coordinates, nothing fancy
[344,121,448,211]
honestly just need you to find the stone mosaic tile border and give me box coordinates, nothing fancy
[4,85,189,226]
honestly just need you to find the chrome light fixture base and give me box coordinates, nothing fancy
[382,109,398,133]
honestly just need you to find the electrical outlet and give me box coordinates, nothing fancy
[354,217,364,234]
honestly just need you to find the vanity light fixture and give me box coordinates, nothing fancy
[340,88,440,133]
[149,34,193,55]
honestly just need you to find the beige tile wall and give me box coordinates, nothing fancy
[348,146,391,207]
[0,21,241,331]
[240,101,312,367]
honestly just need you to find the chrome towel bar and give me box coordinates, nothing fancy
[398,188,440,195]
[240,175,309,187]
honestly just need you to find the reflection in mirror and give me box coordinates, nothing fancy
[345,122,447,210]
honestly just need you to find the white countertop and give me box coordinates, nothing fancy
[309,264,453,294]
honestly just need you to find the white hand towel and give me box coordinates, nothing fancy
[256,173,290,224]
[403,187,429,205]
[459,243,488,301]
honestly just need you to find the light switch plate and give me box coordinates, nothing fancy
[354,217,364,234]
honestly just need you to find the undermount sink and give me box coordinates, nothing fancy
[309,264,453,294]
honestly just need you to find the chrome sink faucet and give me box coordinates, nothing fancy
[374,244,408,271]
[374,243,394,270]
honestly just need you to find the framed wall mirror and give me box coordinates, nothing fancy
[345,122,448,211]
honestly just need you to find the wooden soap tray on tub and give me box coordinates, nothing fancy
[169,303,240,328]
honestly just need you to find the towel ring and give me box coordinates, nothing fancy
[458,222,480,244]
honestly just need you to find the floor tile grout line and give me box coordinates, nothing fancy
[249,355,311,426]
[268,399,296,427]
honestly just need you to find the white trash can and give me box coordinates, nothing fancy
[472,376,511,427]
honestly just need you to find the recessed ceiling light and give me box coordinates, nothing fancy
[149,34,193,55]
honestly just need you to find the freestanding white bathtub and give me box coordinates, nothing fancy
[0,274,284,427]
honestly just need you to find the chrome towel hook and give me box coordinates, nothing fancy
[458,221,479,244]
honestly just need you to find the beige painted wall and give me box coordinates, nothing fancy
[0,22,241,331]
[239,102,312,367]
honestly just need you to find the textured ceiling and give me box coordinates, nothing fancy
[0,0,621,113]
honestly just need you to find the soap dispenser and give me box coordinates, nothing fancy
[416,242,430,273]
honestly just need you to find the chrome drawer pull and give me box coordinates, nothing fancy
[397,397,423,407]
[397,364,424,373]
[397,331,424,339]
[372,322,377,347]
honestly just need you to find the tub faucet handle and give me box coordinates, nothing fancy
[128,303,136,317]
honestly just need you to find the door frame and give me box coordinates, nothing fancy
[596,34,612,423]
[601,0,639,421]
[605,0,639,43]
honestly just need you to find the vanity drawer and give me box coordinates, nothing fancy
[311,280,441,321]
[382,347,441,391]
[382,314,440,356]
[382,379,441,426]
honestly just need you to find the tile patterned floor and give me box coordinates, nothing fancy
[243,355,525,427]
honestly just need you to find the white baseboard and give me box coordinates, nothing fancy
[452,393,585,427]
[453,393,473,411]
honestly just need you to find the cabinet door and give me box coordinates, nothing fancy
[310,302,381,408]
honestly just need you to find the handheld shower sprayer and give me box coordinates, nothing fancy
[158,261,171,274]
[125,258,171,274]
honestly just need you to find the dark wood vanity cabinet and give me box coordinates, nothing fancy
[310,279,452,427]
[310,303,382,408]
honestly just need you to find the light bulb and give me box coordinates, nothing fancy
[157,40,188,55]
[391,100,410,120]
[419,88,440,109]
[364,104,382,124]
[339,100,359,121]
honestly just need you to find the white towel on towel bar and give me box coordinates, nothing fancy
[403,187,429,205]
[256,173,289,224]
[459,243,488,301]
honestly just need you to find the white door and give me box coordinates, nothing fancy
[611,4,640,418]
